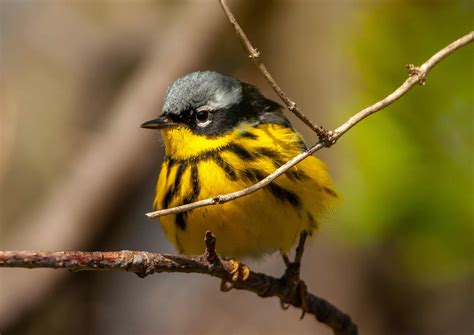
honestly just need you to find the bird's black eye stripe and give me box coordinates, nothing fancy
[166,108,195,124]
[182,108,195,122]
[183,107,195,116]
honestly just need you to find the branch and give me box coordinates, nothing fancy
[146,30,474,219]
[0,233,357,335]
[218,0,328,139]
[331,31,474,139]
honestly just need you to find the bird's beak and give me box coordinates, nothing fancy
[141,115,179,129]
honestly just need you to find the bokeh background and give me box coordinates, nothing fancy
[1,1,472,334]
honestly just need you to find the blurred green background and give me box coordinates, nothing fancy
[1,1,472,335]
[339,0,473,282]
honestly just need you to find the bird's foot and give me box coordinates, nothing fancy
[296,279,309,319]
[220,258,250,292]
[279,232,310,317]
[279,263,309,318]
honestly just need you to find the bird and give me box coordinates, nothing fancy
[142,71,337,263]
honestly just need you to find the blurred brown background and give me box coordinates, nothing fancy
[1,1,472,334]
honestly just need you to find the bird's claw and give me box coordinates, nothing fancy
[278,278,309,318]
[297,280,309,319]
[280,300,291,310]
[220,259,250,292]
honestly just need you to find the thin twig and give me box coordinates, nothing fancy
[146,142,324,218]
[0,249,357,335]
[331,31,474,140]
[146,30,473,219]
[218,0,329,140]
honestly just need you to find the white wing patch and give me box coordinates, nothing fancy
[208,86,242,110]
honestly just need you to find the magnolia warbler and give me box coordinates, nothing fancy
[142,71,337,259]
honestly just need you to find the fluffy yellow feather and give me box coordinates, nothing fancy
[142,71,337,259]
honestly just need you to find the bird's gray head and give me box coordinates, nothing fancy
[163,71,242,115]
[141,71,287,136]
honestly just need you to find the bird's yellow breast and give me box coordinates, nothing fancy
[154,123,337,258]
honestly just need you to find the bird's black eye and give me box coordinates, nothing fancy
[196,110,213,127]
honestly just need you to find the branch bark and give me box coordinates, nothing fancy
[0,233,357,335]
[146,30,474,219]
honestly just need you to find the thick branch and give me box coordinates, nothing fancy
[146,30,473,219]
[0,249,356,335]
